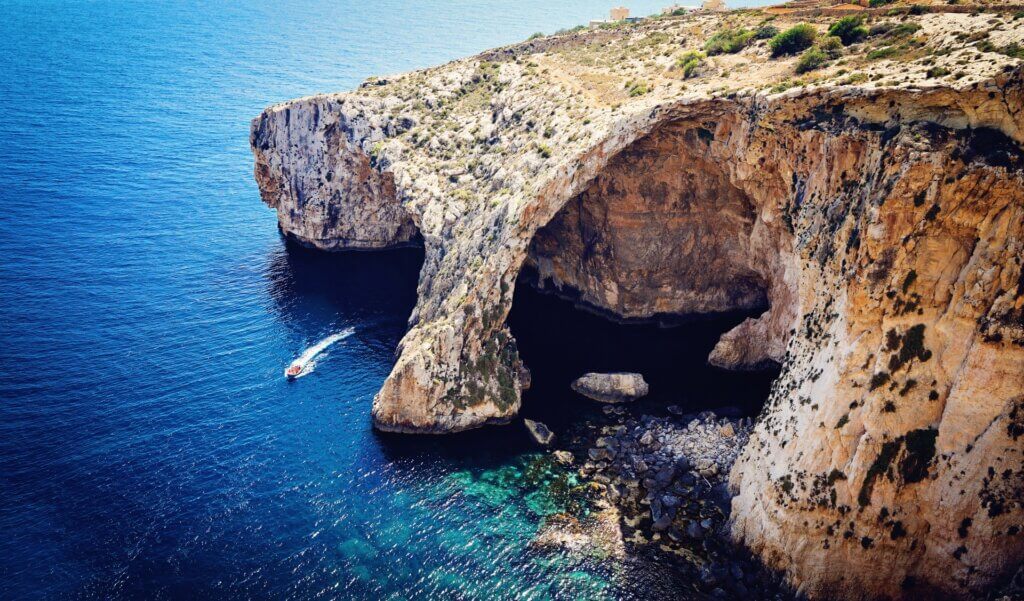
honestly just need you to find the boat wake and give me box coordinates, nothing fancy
[285,328,354,379]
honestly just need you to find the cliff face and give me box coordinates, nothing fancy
[252,10,1024,598]
[251,97,418,249]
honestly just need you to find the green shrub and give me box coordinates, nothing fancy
[1002,43,1024,59]
[926,66,950,78]
[870,0,894,6]
[978,41,1024,59]
[625,80,649,96]
[704,28,756,55]
[819,35,844,58]
[527,32,544,41]
[869,22,895,36]
[770,24,818,57]
[676,50,707,78]
[796,46,829,73]
[909,4,926,14]
[755,25,780,40]
[890,22,922,38]
[828,16,868,45]
[536,143,552,158]
[867,46,899,60]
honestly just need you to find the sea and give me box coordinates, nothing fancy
[0,2,770,599]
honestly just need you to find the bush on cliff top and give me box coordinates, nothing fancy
[625,80,649,96]
[795,46,829,73]
[828,16,868,45]
[676,50,706,78]
[770,24,817,57]
[704,28,755,55]
[818,35,844,59]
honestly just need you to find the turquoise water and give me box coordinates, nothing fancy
[0,1,764,599]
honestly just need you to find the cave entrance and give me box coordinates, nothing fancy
[507,118,782,429]
[507,275,778,430]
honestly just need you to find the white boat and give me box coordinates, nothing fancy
[285,329,354,379]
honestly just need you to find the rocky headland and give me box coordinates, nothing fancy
[252,6,1024,599]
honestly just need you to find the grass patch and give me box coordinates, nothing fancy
[867,46,899,60]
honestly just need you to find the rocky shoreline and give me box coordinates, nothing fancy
[533,406,793,600]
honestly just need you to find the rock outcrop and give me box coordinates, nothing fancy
[251,97,419,250]
[252,9,1024,599]
[572,372,650,404]
[523,418,555,446]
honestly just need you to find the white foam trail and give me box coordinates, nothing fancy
[286,328,354,379]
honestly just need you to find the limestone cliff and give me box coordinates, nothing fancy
[252,9,1024,599]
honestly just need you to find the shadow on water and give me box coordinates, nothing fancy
[266,237,424,340]
[375,259,778,464]
[264,238,541,464]
[508,271,780,433]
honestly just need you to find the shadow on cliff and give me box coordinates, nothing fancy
[376,270,780,464]
[264,238,777,463]
[508,270,780,432]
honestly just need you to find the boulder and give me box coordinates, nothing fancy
[571,372,649,404]
[523,418,555,446]
[552,450,574,465]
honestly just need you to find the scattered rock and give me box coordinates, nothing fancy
[571,372,649,404]
[523,418,555,446]
[552,450,574,465]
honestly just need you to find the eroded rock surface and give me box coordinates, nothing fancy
[524,418,555,446]
[252,9,1024,598]
[572,372,650,404]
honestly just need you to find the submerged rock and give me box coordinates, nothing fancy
[530,501,625,559]
[571,372,649,404]
[523,418,555,446]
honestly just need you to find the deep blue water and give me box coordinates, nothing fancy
[0,2,768,599]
